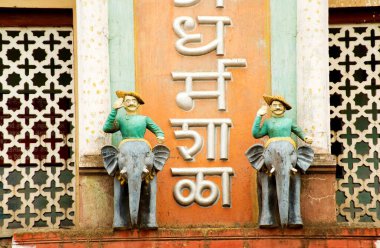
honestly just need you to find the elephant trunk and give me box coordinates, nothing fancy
[126,174,142,226]
[275,160,291,227]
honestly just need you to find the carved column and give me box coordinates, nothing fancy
[297,0,330,153]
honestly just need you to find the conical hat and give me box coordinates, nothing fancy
[263,94,292,110]
[115,91,145,104]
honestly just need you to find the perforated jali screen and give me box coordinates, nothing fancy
[0,27,75,235]
[330,24,380,225]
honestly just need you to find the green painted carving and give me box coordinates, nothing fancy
[33,219,48,228]
[368,201,380,219]
[0,207,11,226]
[359,214,374,222]
[43,181,63,199]
[340,151,360,170]
[6,170,22,186]
[43,206,63,225]
[336,190,346,206]
[17,206,37,226]
[59,169,74,185]
[366,152,380,170]
[58,195,74,210]
[59,218,74,227]
[358,191,372,205]
[7,220,22,229]
[17,181,37,200]
[33,195,48,210]
[354,116,369,131]
[355,141,370,155]
[32,170,48,186]
[356,166,371,180]
[7,196,22,212]
[0,182,10,201]
[367,176,380,194]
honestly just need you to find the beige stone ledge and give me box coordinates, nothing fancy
[0,0,74,8]
[330,0,380,8]
[308,153,336,174]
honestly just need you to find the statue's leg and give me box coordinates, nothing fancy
[258,171,278,228]
[289,173,303,228]
[138,176,158,229]
[113,178,131,228]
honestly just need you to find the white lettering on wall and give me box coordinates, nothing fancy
[172,167,234,207]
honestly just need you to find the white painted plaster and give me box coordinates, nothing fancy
[76,0,111,157]
[297,0,330,153]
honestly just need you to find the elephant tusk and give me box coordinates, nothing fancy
[270,167,275,174]
[290,167,298,174]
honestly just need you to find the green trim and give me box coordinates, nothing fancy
[270,0,297,122]
[108,0,135,145]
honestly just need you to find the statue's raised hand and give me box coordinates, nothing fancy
[257,106,268,116]
[304,136,313,144]
[113,98,124,109]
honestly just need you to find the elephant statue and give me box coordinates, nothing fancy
[101,140,170,229]
[245,141,314,228]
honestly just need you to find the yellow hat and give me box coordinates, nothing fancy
[115,91,145,105]
[263,94,292,110]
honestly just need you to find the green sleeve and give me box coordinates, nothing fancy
[103,109,120,133]
[252,115,268,138]
[291,121,306,140]
[146,117,164,138]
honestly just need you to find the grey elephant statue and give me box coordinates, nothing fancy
[245,141,314,228]
[101,141,170,229]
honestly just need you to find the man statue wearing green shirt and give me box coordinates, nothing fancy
[253,95,312,149]
[246,95,314,228]
[103,91,165,144]
[101,91,169,229]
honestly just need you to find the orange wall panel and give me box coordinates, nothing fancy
[135,0,270,227]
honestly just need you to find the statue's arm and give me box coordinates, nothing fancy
[252,115,268,138]
[103,109,120,133]
[291,122,306,140]
[146,117,165,138]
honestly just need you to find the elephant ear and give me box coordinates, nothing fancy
[245,144,265,171]
[297,146,314,173]
[152,145,170,171]
[101,145,119,176]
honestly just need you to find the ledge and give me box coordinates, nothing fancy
[79,154,103,167]
[308,153,336,174]
[78,153,337,175]
[11,227,380,247]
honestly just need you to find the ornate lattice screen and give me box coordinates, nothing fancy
[330,24,380,224]
[0,27,75,235]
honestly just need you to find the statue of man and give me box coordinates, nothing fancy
[101,91,169,229]
[103,90,165,144]
[253,94,312,151]
[246,95,314,228]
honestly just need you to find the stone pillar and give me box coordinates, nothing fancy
[76,0,111,157]
[297,0,330,153]
[76,0,113,227]
[297,0,336,226]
